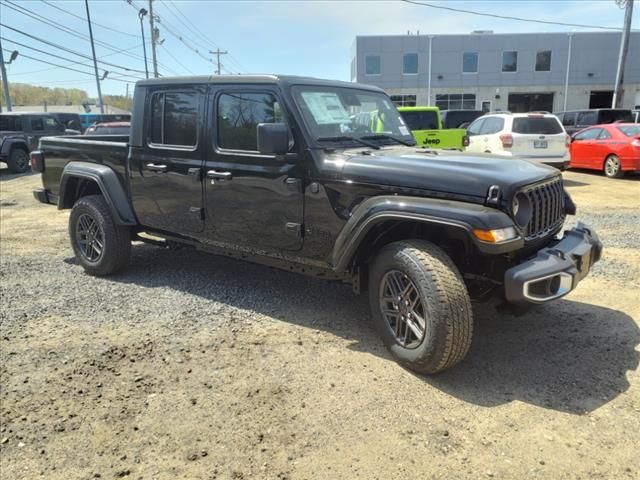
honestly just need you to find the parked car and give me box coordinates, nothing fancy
[49,112,84,132]
[0,112,66,173]
[398,106,468,149]
[569,123,640,178]
[554,108,634,135]
[440,109,485,129]
[463,112,570,170]
[84,122,131,135]
[79,113,131,130]
[32,75,601,374]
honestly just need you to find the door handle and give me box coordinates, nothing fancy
[146,163,168,172]
[206,170,232,180]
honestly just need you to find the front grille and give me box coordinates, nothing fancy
[521,178,565,240]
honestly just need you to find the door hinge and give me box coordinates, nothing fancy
[285,177,302,193]
[189,206,204,220]
[285,222,303,237]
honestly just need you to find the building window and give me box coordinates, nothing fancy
[390,94,417,107]
[502,51,518,72]
[435,93,476,110]
[403,53,418,74]
[365,55,381,75]
[535,50,551,71]
[462,52,478,73]
[217,92,283,152]
[149,91,199,147]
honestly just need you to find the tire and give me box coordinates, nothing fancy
[69,195,131,276]
[368,240,473,374]
[603,154,625,179]
[7,148,30,173]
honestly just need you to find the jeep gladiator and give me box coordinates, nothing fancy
[32,75,602,374]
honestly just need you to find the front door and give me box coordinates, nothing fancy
[130,88,205,234]
[203,87,303,252]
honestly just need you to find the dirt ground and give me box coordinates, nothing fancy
[1,168,639,480]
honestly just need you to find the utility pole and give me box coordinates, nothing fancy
[210,48,228,75]
[138,8,149,79]
[563,32,574,111]
[612,0,634,108]
[84,0,104,114]
[149,0,159,78]
[0,37,12,112]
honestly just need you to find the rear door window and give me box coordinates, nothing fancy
[599,110,633,124]
[466,118,485,136]
[480,117,504,134]
[512,117,562,134]
[617,125,640,137]
[597,129,611,139]
[149,91,199,147]
[577,111,598,126]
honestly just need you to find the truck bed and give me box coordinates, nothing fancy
[38,135,129,203]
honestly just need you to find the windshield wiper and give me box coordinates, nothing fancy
[360,134,416,147]
[316,135,380,150]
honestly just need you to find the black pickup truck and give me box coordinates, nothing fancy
[32,75,602,374]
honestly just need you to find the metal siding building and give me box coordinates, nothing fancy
[351,31,640,112]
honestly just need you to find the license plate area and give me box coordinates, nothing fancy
[533,140,548,149]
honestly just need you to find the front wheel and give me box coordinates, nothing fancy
[69,195,131,276]
[368,240,473,374]
[604,154,625,179]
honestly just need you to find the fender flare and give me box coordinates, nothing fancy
[331,195,522,272]
[59,161,137,226]
[0,137,29,158]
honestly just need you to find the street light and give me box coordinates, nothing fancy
[138,8,149,79]
[6,50,19,65]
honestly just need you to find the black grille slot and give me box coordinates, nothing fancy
[522,178,565,240]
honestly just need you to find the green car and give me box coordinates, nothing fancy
[398,106,482,150]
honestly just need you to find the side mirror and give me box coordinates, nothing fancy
[257,123,289,156]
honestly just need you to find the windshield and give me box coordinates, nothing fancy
[617,125,640,137]
[292,86,414,145]
[399,110,439,131]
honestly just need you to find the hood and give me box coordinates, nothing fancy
[338,147,560,201]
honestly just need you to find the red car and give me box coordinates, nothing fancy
[570,123,640,178]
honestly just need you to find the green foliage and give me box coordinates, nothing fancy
[103,95,132,111]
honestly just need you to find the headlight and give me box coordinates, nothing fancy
[512,192,532,228]
[473,226,519,243]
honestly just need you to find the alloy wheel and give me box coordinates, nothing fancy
[379,270,427,349]
[75,213,104,262]
[605,156,620,177]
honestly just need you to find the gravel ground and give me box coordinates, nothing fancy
[1,168,639,480]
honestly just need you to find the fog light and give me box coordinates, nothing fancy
[472,226,518,243]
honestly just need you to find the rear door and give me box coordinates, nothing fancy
[464,117,486,152]
[510,115,566,158]
[203,86,304,252]
[130,87,205,233]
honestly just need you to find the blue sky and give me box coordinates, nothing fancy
[1,0,637,97]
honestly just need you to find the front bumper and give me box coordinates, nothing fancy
[504,223,602,304]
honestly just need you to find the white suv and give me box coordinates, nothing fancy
[463,112,570,169]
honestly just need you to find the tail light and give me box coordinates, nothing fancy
[462,135,470,147]
[30,151,44,173]
[499,134,513,148]
[631,139,640,148]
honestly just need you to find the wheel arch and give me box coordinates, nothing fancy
[331,195,521,274]
[59,162,137,226]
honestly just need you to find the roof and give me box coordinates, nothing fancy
[0,111,60,117]
[136,74,383,92]
[8,105,130,114]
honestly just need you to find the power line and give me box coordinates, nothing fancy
[158,44,195,75]
[400,0,626,31]
[1,36,145,80]
[39,0,139,39]
[2,0,178,75]
[1,48,134,84]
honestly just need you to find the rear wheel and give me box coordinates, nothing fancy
[69,195,131,276]
[368,240,473,374]
[7,148,29,173]
[604,154,625,179]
